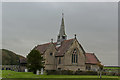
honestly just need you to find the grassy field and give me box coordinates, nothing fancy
[0,70,1,79]
[104,66,120,69]
[1,70,119,79]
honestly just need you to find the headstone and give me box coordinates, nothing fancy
[41,68,43,75]
[36,70,39,75]
[25,69,28,72]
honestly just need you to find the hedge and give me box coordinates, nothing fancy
[46,70,97,75]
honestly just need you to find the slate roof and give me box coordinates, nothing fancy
[35,43,52,54]
[85,53,100,64]
[56,39,74,57]
[35,39,74,55]
[34,39,100,64]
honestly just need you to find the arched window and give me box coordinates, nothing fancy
[72,49,78,63]
[72,54,73,63]
[74,54,75,63]
[58,57,61,64]
[76,54,78,63]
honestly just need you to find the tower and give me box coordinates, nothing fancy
[57,13,67,45]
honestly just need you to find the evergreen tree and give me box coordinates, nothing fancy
[27,49,44,74]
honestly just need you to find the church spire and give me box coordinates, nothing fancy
[57,13,67,45]
[59,13,66,36]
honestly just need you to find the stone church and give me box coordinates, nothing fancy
[34,14,101,71]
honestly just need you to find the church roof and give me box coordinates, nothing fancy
[35,42,54,54]
[34,39,100,65]
[35,38,74,55]
[55,38,74,57]
[85,53,100,64]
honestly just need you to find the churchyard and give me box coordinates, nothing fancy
[1,70,119,79]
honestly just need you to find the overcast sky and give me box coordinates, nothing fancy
[1,0,119,2]
[2,2,118,66]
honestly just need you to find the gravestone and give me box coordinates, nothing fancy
[36,70,39,75]
[41,68,43,75]
[25,69,28,72]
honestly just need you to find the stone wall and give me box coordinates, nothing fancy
[91,65,99,71]
[86,64,99,71]
[43,43,57,70]
[56,39,86,71]
[2,65,26,72]
[2,65,20,71]
[38,39,99,71]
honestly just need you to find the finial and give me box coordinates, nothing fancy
[51,38,53,43]
[74,34,76,39]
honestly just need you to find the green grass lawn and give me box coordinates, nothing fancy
[1,70,119,79]
[0,70,1,78]
[104,66,120,69]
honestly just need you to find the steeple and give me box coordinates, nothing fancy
[57,13,67,45]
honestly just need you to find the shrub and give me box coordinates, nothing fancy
[75,70,97,75]
[61,70,74,75]
[46,70,97,75]
[46,70,74,75]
